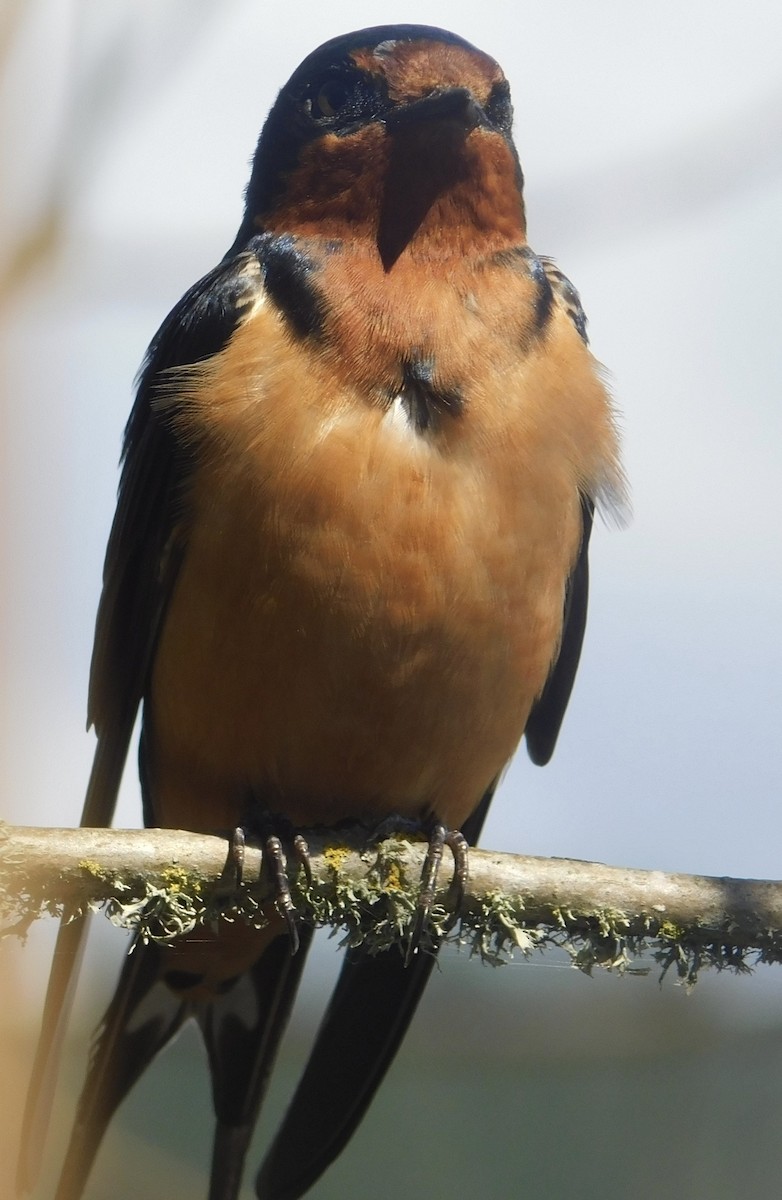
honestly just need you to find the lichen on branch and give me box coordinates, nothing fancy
[2,823,782,986]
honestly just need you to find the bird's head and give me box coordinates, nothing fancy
[235,25,526,267]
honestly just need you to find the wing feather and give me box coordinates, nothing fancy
[18,250,264,1197]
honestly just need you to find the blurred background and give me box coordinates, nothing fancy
[1,1,781,1196]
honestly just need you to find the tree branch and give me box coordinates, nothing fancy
[2,823,781,983]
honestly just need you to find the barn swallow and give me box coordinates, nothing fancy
[18,23,625,1200]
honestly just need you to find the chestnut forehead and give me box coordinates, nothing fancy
[350,39,504,104]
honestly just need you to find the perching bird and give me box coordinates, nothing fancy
[18,23,625,1200]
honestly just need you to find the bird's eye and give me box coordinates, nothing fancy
[301,70,383,126]
[314,78,351,118]
[485,79,513,135]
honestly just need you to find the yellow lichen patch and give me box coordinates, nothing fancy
[78,858,108,879]
[323,845,350,874]
[383,862,404,893]
[161,864,199,896]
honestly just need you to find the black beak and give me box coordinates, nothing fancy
[385,86,484,133]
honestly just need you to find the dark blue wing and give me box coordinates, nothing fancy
[525,261,595,765]
[525,494,594,765]
[86,252,263,822]
[18,248,263,1198]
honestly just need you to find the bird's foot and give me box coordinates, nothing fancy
[406,822,468,963]
[224,817,311,954]
[368,815,468,963]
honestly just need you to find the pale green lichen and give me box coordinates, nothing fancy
[450,891,540,965]
[103,881,206,943]
[293,835,420,954]
[3,824,780,984]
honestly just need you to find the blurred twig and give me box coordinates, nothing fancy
[0,2,235,299]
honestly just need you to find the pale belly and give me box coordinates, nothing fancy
[146,400,581,833]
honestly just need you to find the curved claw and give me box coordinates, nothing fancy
[225,827,246,888]
[444,828,469,908]
[222,817,313,956]
[264,833,301,955]
[292,832,312,887]
[406,822,470,964]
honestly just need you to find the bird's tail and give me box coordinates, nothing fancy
[255,789,494,1200]
[50,922,312,1200]
[53,938,189,1200]
[200,926,314,1200]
